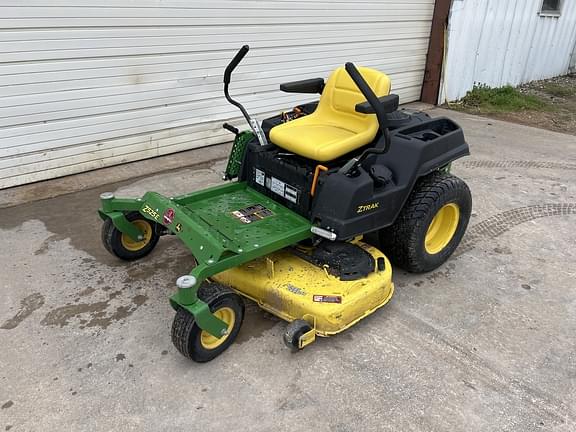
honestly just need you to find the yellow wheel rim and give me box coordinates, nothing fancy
[200,307,235,350]
[425,203,460,255]
[120,220,153,252]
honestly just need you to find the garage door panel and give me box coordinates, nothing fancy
[0,40,430,94]
[0,0,433,188]
[0,38,429,77]
[0,78,423,158]
[0,56,427,128]
[0,0,434,6]
[0,41,428,87]
[0,53,427,106]
[0,91,307,153]
[0,25,432,63]
[0,3,434,21]
[0,27,432,58]
[0,59,427,137]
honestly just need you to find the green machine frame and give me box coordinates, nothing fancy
[99,168,313,339]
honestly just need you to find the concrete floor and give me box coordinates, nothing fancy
[1,108,575,432]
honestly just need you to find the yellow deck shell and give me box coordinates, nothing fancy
[212,242,393,336]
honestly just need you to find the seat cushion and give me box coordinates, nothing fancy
[269,66,391,162]
[270,116,376,162]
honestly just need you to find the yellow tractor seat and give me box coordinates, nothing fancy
[270,66,391,162]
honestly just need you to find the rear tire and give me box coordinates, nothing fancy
[378,172,471,273]
[171,283,244,363]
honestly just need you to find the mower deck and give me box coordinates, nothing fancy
[213,241,394,336]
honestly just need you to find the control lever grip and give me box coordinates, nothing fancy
[222,123,239,135]
[224,45,249,84]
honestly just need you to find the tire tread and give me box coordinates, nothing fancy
[171,283,245,362]
[379,172,472,273]
[100,211,160,261]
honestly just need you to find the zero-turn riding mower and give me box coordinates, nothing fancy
[99,45,471,362]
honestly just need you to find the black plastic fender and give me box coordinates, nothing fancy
[311,117,469,240]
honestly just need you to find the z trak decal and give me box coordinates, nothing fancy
[356,202,379,213]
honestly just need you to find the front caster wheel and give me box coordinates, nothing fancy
[101,211,160,261]
[171,283,244,363]
[283,319,313,353]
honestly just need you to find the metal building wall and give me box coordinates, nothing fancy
[570,39,576,73]
[440,0,576,102]
[0,0,434,189]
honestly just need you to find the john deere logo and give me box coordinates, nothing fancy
[163,208,175,225]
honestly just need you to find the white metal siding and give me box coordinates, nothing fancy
[0,0,434,189]
[441,0,576,102]
[570,38,576,73]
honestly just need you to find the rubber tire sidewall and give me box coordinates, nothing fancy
[415,177,471,271]
[101,211,160,261]
[283,319,312,353]
[379,173,472,273]
[172,285,245,363]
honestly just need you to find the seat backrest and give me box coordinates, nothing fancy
[316,66,391,133]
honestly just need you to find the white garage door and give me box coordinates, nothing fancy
[0,0,434,189]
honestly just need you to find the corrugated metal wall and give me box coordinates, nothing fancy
[0,0,434,189]
[570,39,576,73]
[441,0,576,102]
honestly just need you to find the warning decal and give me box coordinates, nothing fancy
[231,204,274,224]
[269,176,299,204]
[313,295,342,304]
[270,177,285,196]
[253,168,300,204]
[255,169,265,186]
[284,184,298,204]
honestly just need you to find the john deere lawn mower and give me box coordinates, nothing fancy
[99,45,471,362]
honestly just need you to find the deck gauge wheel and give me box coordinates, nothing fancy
[283,319,313,352]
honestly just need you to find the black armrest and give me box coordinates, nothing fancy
[280,78,325,94]
[355,94,399,114]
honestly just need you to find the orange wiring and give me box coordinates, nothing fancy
[311,165,328,196]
